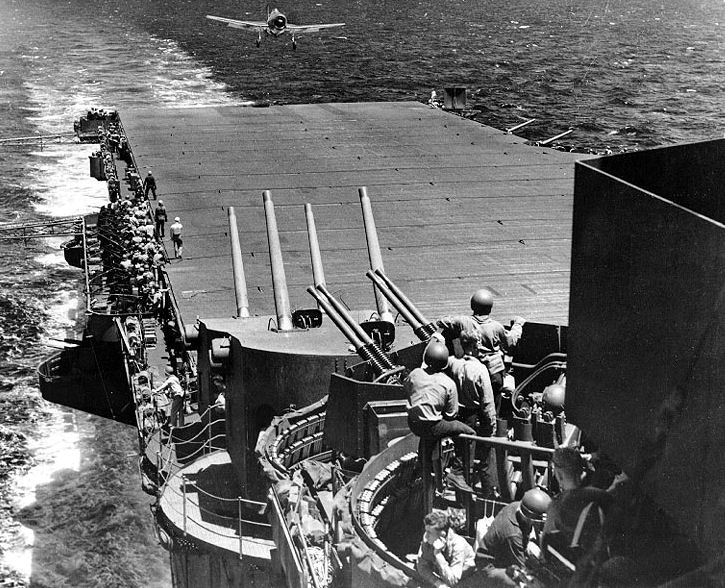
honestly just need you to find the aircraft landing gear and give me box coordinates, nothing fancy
[292,36,297,50]
[256,32,261,47]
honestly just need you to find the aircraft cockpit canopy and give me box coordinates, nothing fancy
[270,15,286,29]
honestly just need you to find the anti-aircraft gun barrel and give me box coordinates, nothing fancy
[310,283,397,375]
[307,286,400,376]
[306,286,365,349]
[227,206,250,318]
[304,203,326,289]
[369,269,439,340]
[365,270,423,331]
[358,187,394,323]
[263,190,293,331]
[315,284,377,348]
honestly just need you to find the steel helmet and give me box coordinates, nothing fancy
[424,341,449,371]
[519,488,551,522]
[158,200,163,205]
[147,171,153,175]
[542,383,566,415]
[470,288,494,315]
[174,217,180,222]
[165,366,175,375]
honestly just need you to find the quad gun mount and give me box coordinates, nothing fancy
[306,284,404,383]
[302,187,450,383]
[365,269,438,341]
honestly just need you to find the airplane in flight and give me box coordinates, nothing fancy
[206,8,345,50]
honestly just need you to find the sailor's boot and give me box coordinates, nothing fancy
[447,457,473,493]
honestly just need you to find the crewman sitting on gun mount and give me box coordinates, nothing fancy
[446,329,497,495]
[405,341,475,492]
[143,170,157,199]
[417,510,476,588]
[437,288,525,404]
[475,487,552,587]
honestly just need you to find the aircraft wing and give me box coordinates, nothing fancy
[286,23,346,33]
[206,15,267,30]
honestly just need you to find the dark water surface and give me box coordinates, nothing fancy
[0,0,722,585]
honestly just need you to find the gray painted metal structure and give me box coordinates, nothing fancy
[569,138,725,562]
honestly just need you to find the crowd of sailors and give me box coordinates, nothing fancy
[415,445,630,587]
[405,287,525,496]
[84,107,115,120]
[404,289,631,587]
[135,366,226,437]
[97,199,168,316]
[86,113,199,436]
[92,122,184,316]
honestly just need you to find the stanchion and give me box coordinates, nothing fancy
[182,474,188,535]
[238,497,244,560]
[463,439,475,537]
[208,417,212,453]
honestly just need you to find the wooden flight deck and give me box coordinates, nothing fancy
[121,101,582,327]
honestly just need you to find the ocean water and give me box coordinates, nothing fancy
[123,0,724,151]
[0,0,722,585]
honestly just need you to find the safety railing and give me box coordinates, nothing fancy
[79,135,172,318]
[459,433,556,535]
[460,434,556,493]
[159,474,269,560]
[154,409,227,480]
[150,404,270,560]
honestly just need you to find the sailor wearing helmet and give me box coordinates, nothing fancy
[475,487,552,579]
[437,288,526,404]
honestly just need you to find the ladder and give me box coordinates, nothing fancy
[142,318,158,349]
